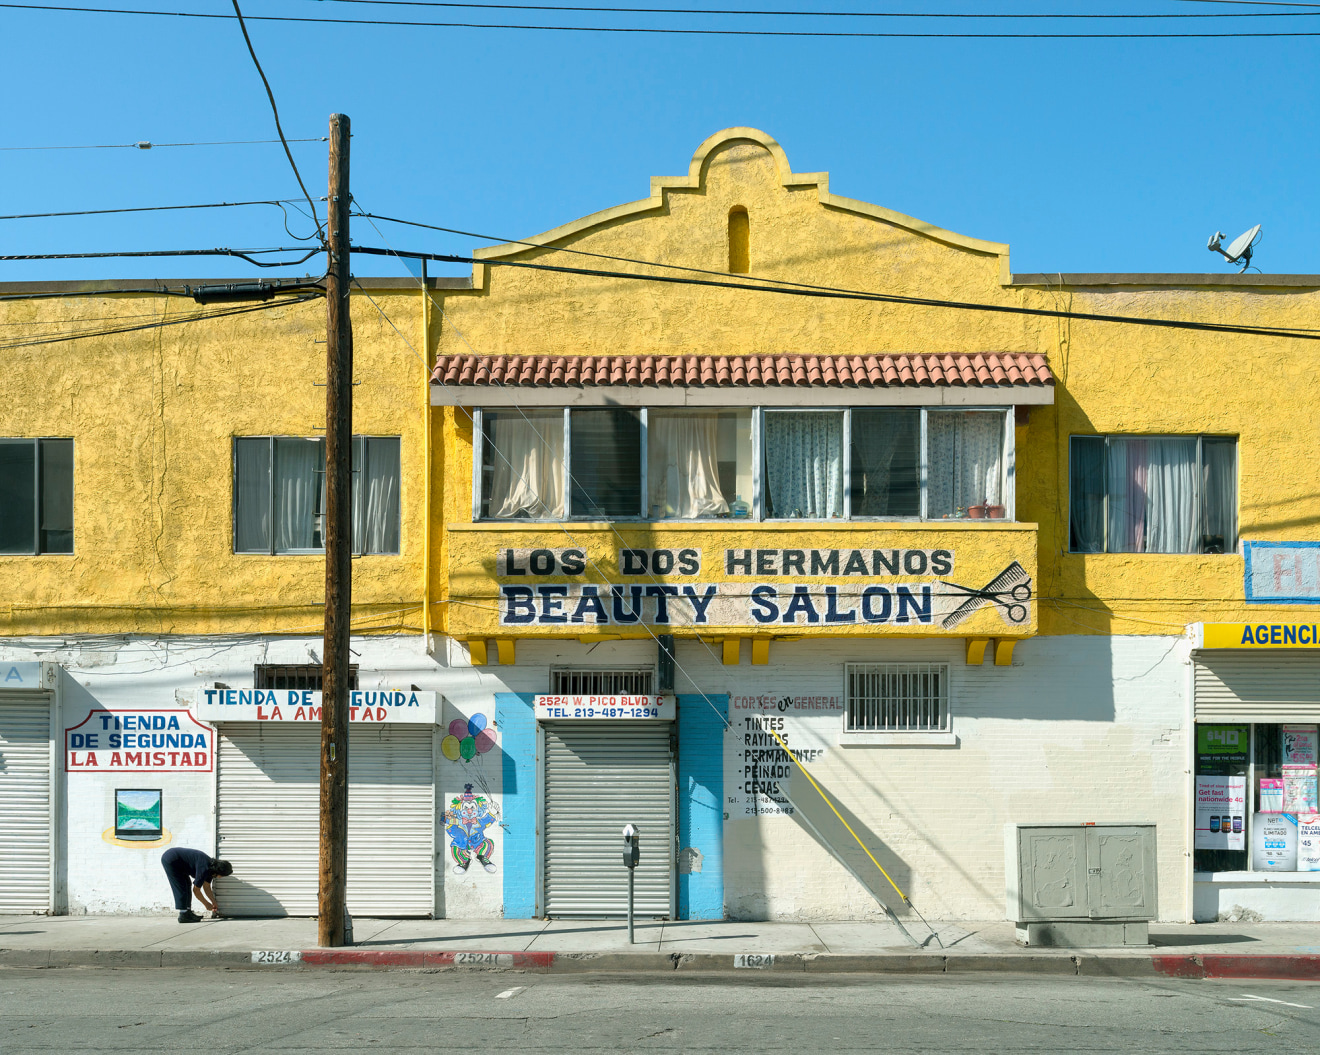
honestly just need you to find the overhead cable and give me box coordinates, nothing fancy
[5,3,1320,37]
[0,246,323,267]
[1,138,326,152]
[347,243,1320,341]
[1,199,305,221]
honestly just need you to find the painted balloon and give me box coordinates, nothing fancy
[441,735,461,761]
[468,713,488,736]
[474,729,497,754]
[448,718,469,739]
[459,735,477,761]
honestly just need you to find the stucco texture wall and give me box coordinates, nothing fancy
[0,292,430,636]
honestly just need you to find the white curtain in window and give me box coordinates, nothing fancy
[358,438,401,554]
[234,438,271,553]
[275,439,323,551]
[927,412,1003,517]
[764,412,842,518]
[488,414,564,518]
[851,411,917,517]
[1107,437,1198,553]
[648,413,728,518]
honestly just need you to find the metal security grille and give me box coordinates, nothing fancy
[550,669,654,695]
[216,723,433,917]
[253,664,358,691]
[0,692,53,913]
[543,723,673,918]
[1194,652,1320,722]
[845,663,949,732]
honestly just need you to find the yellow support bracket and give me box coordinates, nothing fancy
[994,639,1017,666]
[496,639,516,665]
[467,640,488,666]
[751,639,770,665]
[722,638,741,666]
[965,638,990,666]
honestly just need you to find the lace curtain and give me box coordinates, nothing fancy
[274,438,324,551]
[648,413,729,518]
[233,438,271,552]
[1107,437,1198,553]
[926,411,1003,518]
[764,412,843,518]
[486,412,565,518]
[354,437,401,554]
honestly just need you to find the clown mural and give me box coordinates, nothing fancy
[445,784,501,874]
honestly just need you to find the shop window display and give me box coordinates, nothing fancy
[1194,723,1320,874]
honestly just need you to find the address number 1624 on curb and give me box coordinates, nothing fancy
[734,954,774,969]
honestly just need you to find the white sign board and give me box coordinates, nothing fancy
[533,695,674,721]
[1298,816,1320,873]
[1252,812,1299,871]
[187,687,437,724]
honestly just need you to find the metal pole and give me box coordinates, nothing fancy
[318,112,352,949]
[628,866,635,945]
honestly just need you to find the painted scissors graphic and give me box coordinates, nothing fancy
[939,561,1033,629]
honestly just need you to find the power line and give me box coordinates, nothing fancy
[0,293,321,350]
[347,242,1320,341]
[0,246,322,267]
[5,3,1320,37]
[1,138,326,151]
[0,199,304,221]
[309,0,1320,17]
[229,0,325,243]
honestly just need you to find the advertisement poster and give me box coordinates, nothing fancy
[1298,816,1320,873]
[1252,812,1299,870]
[1260,778,1285,812]
[1197,725,1249,766]
[1283,725,1319,767]
[1284,768,1319,814]
[1195,775,1246,850]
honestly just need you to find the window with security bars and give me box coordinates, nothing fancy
[845,663,949,732]
[550,669,654,695]
[255,664,359,691]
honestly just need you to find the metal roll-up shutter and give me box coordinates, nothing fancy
[1194,652,1320,722]
[0,692,52,913]
[543,723,673,918]
[217,724,434,917]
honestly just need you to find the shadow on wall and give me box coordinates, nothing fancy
[728,770,914,922]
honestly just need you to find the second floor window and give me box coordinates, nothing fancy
[0,438,73,555]
[476,406,1009,522]
[234,436,401,555]
[1069,434,1237,554]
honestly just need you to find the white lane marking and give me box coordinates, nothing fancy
[495,987,526,1000]
[1228,995,1314,1009]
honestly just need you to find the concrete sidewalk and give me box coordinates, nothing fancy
[3,914,1320,979]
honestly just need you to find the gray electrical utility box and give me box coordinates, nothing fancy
[1005,823,1157,947]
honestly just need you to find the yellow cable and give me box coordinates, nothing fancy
[761,721,909,904]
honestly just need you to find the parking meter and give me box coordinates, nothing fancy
[622,824,640,868]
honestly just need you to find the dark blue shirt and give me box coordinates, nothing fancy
[166,847,217,887]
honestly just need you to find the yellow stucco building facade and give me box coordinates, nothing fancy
[3,128,1319,926]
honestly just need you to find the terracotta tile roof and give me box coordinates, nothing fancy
[429,353,1053,389]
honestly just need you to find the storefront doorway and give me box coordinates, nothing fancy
[0,689,54,913]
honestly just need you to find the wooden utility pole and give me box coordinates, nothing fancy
[318,112,352,948]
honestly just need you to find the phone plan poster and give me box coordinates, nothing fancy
[1260,777,1285,812]
[1283,726,1319,767]
[1252,812,1299,871]
[1284,768,1319,814]
[1298,816,1320,873]
[1195,775,1246,850]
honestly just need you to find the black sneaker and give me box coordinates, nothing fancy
[178,910,202,923]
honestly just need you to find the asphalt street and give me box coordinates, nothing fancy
[3,968,1319,1053]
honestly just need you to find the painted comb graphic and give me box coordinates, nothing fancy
[939,561,1033,630]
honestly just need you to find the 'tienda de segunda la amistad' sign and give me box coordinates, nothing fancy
[66,709,215,771]
[185,688,438,724]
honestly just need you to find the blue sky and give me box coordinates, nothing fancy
[2,1,1317,281]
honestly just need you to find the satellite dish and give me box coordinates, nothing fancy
[1207,224,1262,271]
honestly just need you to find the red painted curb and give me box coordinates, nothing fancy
[299,950,556,969]
[1153,954,1320,981]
